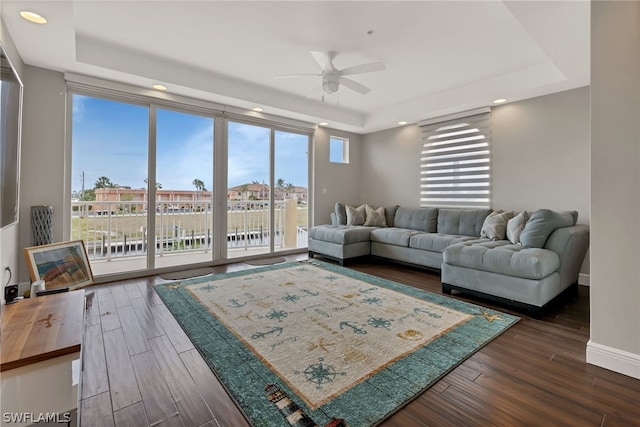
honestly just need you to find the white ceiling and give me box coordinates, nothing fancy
[1,1,590,134]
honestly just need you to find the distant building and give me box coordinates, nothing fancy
[227,183,307,203]
[94,187,212,212]
[92,183,307,213]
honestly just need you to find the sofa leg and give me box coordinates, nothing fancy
[308,251,315,259]
[528,306,544,320]
[339,259,345,266]
[442,283,452,295]
[570,282,579,301]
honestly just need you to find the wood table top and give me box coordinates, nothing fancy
[1,290,85,372]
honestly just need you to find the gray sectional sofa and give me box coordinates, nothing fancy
[308,204,589,317]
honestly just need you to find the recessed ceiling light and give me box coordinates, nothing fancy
[152,84,167,91]
[493,98,507,104]
[319,122,329,126]
[20,11,47,24]
[252,107,264,112]
[398,121,408,125]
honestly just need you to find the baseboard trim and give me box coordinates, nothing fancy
[586,340,640,379]
[578,273,590,286]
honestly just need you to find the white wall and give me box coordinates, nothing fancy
[361,88,591,275]
[362,88,590,216]
[587,1,640,379]
[17,66,66,283]
[0,16,25,301]
[360,124,421,208]
[492,87,590,224]
[312,127,363,225]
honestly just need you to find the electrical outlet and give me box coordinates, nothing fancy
[5,284,18,303]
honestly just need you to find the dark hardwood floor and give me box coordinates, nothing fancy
[79,255,640,427]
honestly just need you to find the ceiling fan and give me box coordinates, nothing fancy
[276,51,385,96]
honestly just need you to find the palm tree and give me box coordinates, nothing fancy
[285,182,295,199]
[192,179,206,192]
[239,184,249,200]
[94,176,116,189]
[276,178,285,200]
[144,178,162,189]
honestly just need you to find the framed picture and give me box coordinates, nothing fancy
[24,240,94,290]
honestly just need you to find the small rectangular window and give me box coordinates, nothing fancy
[329,136,349,164]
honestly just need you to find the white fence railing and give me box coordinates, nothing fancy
[71,200,307,260]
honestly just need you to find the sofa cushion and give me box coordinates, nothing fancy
[443,241,560,279]
[409,233,480,253]
[309,225,373,245]
[437,208,492,237]
[370,228,421,247]
[480,211,514,240]
[346,204,366,226]
[335,203,347,225]
[519,209,578,248]
[384,205,400,227]
[506,210,530,244]
[393,207,439,232]
[364,205,387,227]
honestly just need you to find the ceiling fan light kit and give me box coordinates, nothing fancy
[277,50,385,96]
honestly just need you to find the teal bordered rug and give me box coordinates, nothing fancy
[154,260,519,426]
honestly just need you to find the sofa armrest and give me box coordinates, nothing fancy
[544,224,590,288]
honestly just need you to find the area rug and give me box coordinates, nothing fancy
[155,260,519,427]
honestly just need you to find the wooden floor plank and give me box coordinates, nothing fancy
[103,328,143,411]
[111,283,132,308]
[130,296,166,339]
[135,279,165,305]
[131,350,184,427]
[148,335,214,426]
[124,281,144,300]
[83,290,101,327]
[98,291,121,332]
[80,324,109,399]
[179,348,249,427]
[78,257,640,427]
[116,305,151,356]
[150,303,195,354]
[113,402,149,427]
[80,391,114,427]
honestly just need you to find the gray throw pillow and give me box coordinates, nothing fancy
[364,205,387,227]
[480,211,514,240]
[384,205,399,227]
[506,211,530,244]
[335,203,347,225]
[346,204,366,226]
[519,209,578,248]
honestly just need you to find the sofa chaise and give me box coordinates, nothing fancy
[308,204,589,317]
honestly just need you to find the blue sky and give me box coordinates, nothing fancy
[71,95,309,192]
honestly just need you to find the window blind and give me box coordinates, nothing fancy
[418,109,491,209]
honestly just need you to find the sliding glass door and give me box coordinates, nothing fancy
[70,94,149,275]
[274,130,309,252]
[70,91,311,277]
[154,108,214,268]
[226,121,309,258]
[227,121,271,257]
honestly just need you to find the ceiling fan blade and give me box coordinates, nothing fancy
[310,50,336,72]
[339,77,371,95]
[274,73,321,79]
[340,61,386,76]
